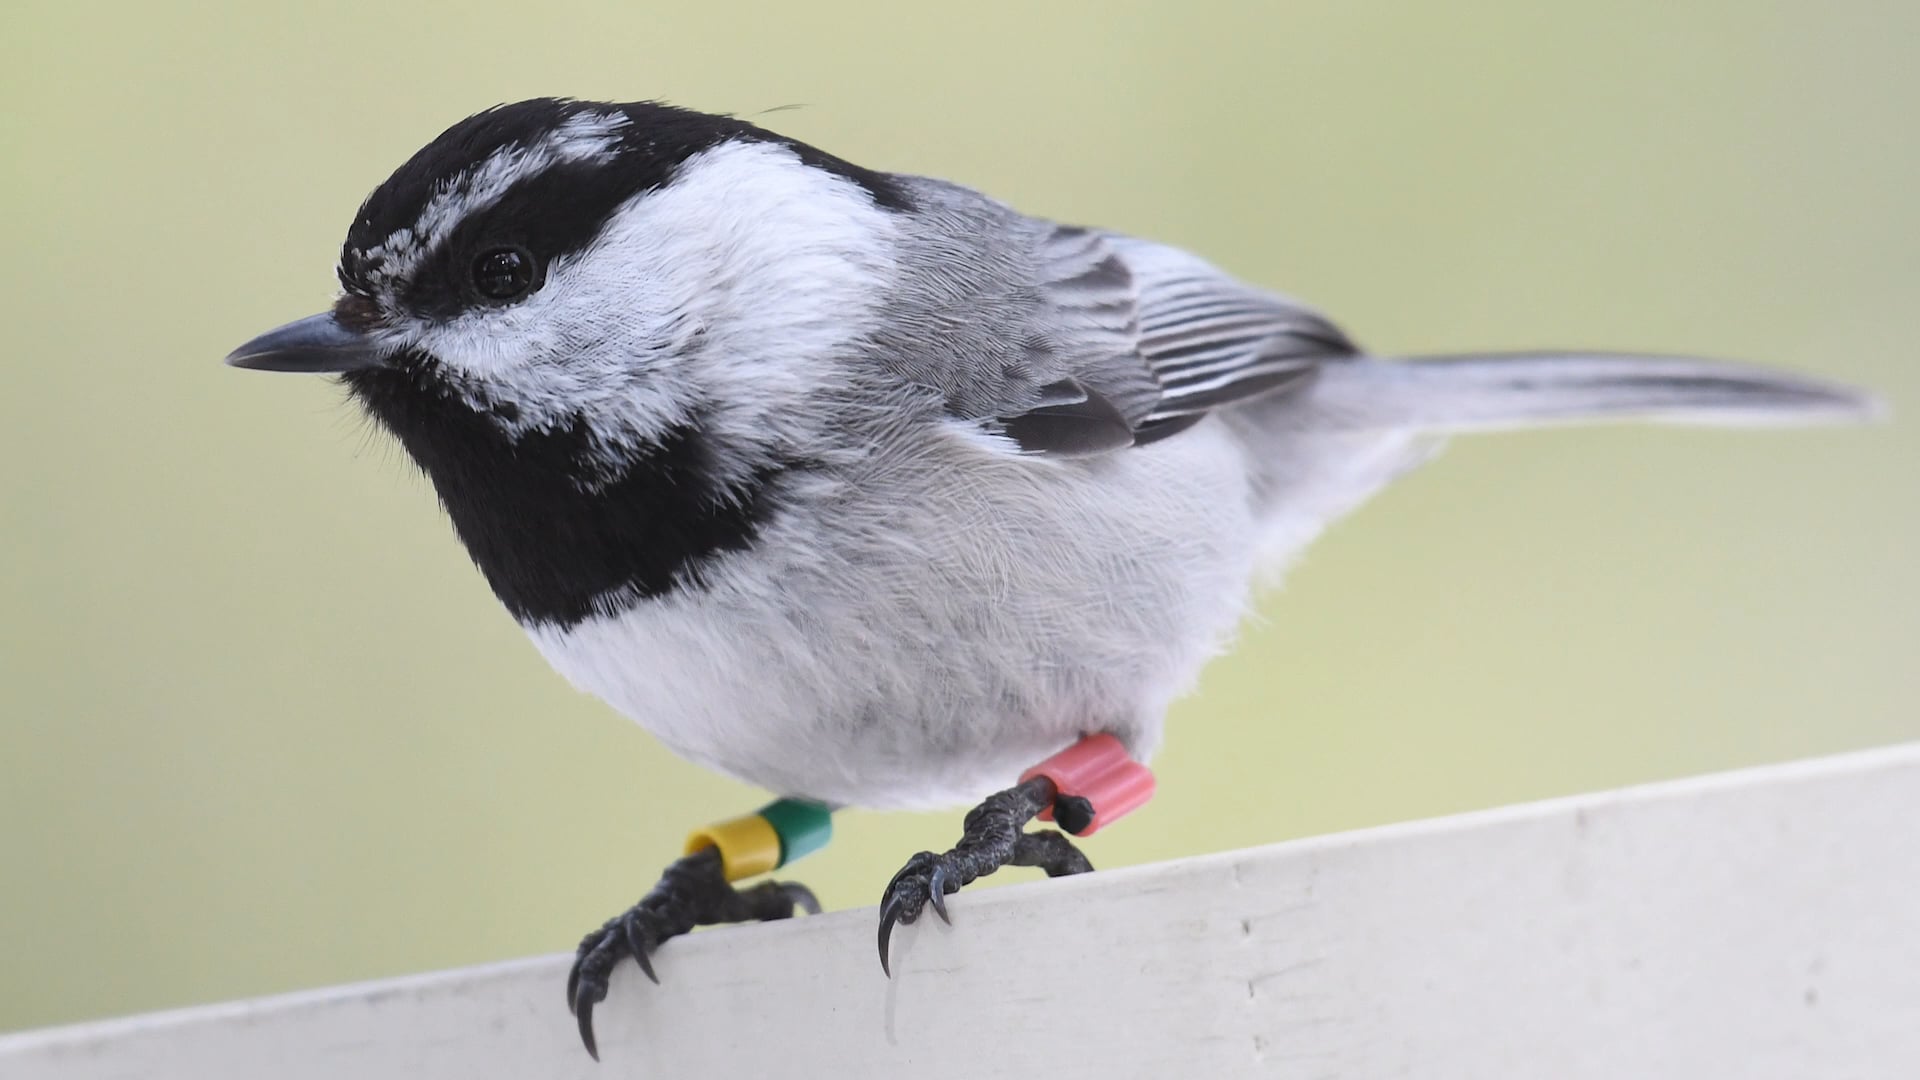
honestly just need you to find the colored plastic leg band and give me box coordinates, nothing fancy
[684,799,834,883]
[1019,733,1155,836]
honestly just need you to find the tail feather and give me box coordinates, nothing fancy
[1327,352,1883,433]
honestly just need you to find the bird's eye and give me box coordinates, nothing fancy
[471,246,536,301]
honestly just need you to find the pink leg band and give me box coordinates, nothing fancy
[1018,733,1155,836]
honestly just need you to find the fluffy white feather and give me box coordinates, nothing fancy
[531,416,1265,808]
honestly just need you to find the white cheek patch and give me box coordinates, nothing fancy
[413,139,903,480]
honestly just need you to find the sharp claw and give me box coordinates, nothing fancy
[787,882,823,916]
[928,864,952,925]
[576,996,600,1061]
[620,916,659,986]
[565,960,582,1015]
[877,892,905,977]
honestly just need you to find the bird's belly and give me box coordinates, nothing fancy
[533,607,1094,809]
[528,423,1262,809]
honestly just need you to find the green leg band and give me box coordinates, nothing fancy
[760,798,833,868]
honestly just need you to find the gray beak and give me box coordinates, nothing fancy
[225,313,386,373]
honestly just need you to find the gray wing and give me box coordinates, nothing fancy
[992,225,1358,457]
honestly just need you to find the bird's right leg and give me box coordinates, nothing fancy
[566,799,832,1059]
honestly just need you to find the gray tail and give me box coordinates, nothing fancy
[1329,352,1883,432]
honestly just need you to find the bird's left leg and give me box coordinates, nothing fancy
[875,733,1154,974]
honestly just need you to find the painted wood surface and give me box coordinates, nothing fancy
[6,743,1917,1078]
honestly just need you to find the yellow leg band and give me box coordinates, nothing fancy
[684,813,781,882]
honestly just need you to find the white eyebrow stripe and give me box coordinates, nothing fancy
[359,110,630,285]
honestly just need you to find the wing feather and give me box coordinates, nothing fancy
[1023,229,1356,440]
[895,177,1359,458]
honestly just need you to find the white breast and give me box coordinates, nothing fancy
[528,419,1261,810]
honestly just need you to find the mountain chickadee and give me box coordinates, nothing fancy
[227,97,1875,1056]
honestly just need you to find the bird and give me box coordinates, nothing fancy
[226,97,1876,1057]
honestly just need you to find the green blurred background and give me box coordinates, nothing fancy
[2,0,1914,1033]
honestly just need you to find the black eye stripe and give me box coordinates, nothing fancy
[345,100,607,257]
[400,157,638,318]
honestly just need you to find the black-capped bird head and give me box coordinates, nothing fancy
[228,98,912,625]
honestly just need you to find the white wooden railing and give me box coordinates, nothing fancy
[5,743,1917,1078]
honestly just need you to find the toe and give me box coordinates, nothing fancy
[618,912,660,985]
[783,881,823,916]
[877,852,943,976]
